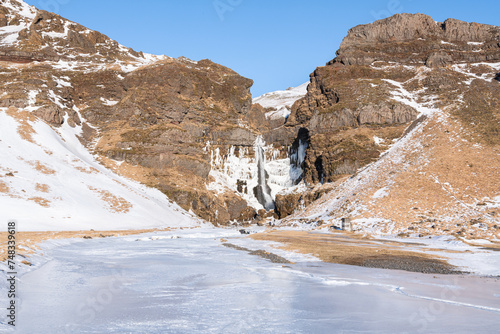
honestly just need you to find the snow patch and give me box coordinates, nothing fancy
[53,76,72,88]
[373,136,384,146]
[383,78,437,116]
[253,83,308,120]
[100,98,119,106]
[372,187,390,199]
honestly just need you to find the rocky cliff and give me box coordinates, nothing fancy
[334,13,500,66]
[279,13,500,240]
[286,14,500,191]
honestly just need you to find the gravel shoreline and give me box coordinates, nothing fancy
[249,231,468,275]
[360,255,465,275]
[222,243,292,264]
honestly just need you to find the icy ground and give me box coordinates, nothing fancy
[1,228,499,333]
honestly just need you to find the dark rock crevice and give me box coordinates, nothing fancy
[289,128,310,185]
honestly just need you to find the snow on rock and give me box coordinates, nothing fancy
[451,62,500,84]
[25,90,40,112]
[0,0,37,45]
[372,187,390,199]
[53,76,72,88]
[206,137,294,211]
[373,136,385,146]
[100,97,119,106]
[253,82,308,120]
[383,75,436,116]
[0,24,25,45]
[1,0,36,20]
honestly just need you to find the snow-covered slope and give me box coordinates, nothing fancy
[0,106,198,231]
[0,0,202,231]
[253,83,308,120]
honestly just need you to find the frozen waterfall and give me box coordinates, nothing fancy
[253,136,275,210]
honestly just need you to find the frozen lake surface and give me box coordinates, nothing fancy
[1,229,500,333]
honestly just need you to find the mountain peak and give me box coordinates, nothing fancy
[0,0,146,63]
[0,0,36,19]
[334,13,500,67]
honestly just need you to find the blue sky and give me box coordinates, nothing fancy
[25,0,499,96]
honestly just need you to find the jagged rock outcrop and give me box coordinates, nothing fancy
[34,105,65,126]
[334,13,500,66]
[285,62,419,191]
[5,3,142,62]
[425,52,453,68]
[307,103,418,132]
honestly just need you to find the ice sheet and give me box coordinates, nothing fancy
[0,229,498,333]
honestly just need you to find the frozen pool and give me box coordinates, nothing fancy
[1,229,499,333]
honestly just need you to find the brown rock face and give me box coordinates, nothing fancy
[83,58,258,224]
[357,104,418,124]
[425,52,454,68]
[275,192,302,218]
[275,185,335,219]
[334,13,500,66]
[34,105,64,126]
[286,64,418,186]
[285,13,500,192]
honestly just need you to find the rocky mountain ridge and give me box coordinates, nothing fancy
[279,13,500,239]
[0,0,144,62]
[0,1,498,239]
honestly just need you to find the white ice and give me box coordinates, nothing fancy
[0,228,499,333]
